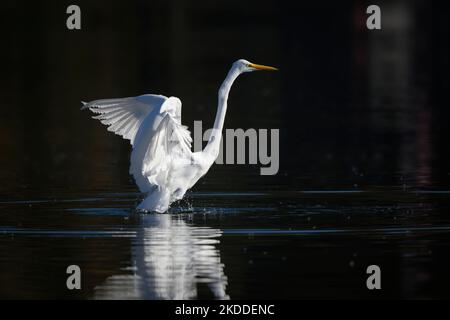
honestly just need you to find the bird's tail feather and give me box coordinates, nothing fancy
[137,188,170,213]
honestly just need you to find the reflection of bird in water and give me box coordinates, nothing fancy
[82,60,277,212]
[94,214,229,300]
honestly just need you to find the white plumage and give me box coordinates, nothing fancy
[82,59,277,212]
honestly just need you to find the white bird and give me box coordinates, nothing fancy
[82,59,277,213]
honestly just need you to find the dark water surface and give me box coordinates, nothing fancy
[2,0,450,299]
[3,174,450,299]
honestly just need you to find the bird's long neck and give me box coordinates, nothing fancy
[203,66,241,159]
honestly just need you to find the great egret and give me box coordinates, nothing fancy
[82,59,277,213]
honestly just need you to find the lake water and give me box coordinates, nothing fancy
[3,167,450,299]
[1,0,450,299]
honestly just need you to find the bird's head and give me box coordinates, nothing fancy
[233,59,278,73]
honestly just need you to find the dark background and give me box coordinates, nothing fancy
[2,0,450,193]
[1,0,450,299]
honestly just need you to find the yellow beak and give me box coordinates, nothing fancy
[249,63,278,71]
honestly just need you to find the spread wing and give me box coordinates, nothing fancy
[82,94,193,193]
[131,96,193,192]
[81,94,167,146]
